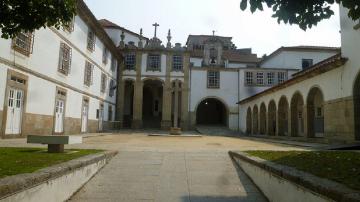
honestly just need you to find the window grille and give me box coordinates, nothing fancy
[58,42,72,75]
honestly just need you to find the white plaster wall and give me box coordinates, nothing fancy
[140,53,166,76]
[190,58,202,67]
[227,63,247,68]
[105,28,142,47]
[190,70,239,129]
[0,13,117,127]
[261,51,338,69]
[0,66,7,111]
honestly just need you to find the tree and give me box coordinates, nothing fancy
[240,0,360,30]
[0,0,77,39]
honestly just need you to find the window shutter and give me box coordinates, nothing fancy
[68,46,72,74]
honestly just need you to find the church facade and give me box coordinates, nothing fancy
[0,0,357,144]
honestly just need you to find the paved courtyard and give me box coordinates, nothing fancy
[0,130,313,202]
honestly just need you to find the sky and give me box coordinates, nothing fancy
[84,0,341,56]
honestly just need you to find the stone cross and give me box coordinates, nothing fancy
[212,30,215,36]
[153,23,160,37]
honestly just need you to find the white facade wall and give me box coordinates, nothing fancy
[190,70,239,130]
[261,51,338,69]
[0,14,118,136]
[105,28,142,47]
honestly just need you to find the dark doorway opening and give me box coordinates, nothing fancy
[196,98,227,125]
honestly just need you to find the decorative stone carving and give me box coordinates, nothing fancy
[119,31,125,48]
[138,28,143,48]
[167,29,172,49]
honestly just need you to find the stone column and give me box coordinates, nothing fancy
[302,105,308,138]
[173,81,179,128]
[115,62,125,129]
[132,52,143,129]
[275,111,280,136]
[181,53,190,130]
[161,53,172,130]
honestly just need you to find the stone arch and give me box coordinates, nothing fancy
[268,100,277,136]
[252,105,259,134]
[246,107,252,134]
[142,79,164,128]
[259,102,267,135]
[278,96,289,136]
[291,92,305,137]
[195,97,228,126]
[307,87,325,138]
[141,77,165,85]
[354,73,360,140]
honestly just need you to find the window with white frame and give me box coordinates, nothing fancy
[87,29,96,52]
[147,54,161,71]
[125,53,136,70]
[102,48,108,64]
[207,71,220,88]
[172,55,183,71]
[58,42,72,75]
[111,56,117,72]
[278,72,287,84]
[267,72,275,85]
[100,73,107,93]
[63,16,75,32]
[245,72,253,85]
[256,72,264,85]
[12,32,34,56]
[84,61,93,86]
[302,59,313,70]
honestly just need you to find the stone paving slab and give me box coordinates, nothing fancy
[69,151,268,202]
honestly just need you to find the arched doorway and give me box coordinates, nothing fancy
[307,87,324,138]
[259,103,267,135]
[354,74,360,141]
[196,98,227,125]
[278,96,289,136]
[291,92,305,137]
[253,105,259,134]
[123,80,134,128]
[142,79,163,128]
[268,100,276,136]
[246,107,252,134]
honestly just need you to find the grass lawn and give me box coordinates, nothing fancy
[0,147,101,178]
[245,150,360,190]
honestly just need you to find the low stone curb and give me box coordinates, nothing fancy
[0,150,118,200]
[229,151,360,202]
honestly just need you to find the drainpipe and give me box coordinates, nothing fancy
[188,64,192,129]
[237,69,240,132]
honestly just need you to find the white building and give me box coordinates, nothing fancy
[237,5,360,143]
[0,0,121,138]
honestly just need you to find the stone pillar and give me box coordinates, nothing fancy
[181,53,190,130]
[161,53,172,130]
[170,81,181,135]
[303,105,308,138]
[116,79,125,128]
[275,111,280,136]
[265,111,269,136]
[132,52,143,129]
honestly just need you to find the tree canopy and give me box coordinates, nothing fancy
[0,0,77,39]
[240,0,360,30]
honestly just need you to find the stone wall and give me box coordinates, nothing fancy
[324,97,355,143]
[64,117,81,135]
[23,113,53,136]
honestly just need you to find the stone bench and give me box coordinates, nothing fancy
[27,135,82,153]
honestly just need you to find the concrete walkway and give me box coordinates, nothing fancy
[69,150,267,202]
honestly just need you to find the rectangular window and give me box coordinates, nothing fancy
[108,105,113,121]
[278,72,287,84]
[109,80,115,97]
[87,29,96,52]
[58,42,72,75]
[256,72,264,85]
[245,72,253,85]
[125,53,136,70]
[207,71,220,88]
[12,32,34,56]
[267,72,275,85]
[102,48,108,64]
[172,55,183,71]
[63,16,74,32]
[84,61,93,86]
[100,73,107,93]
[302,59,313,70]
[111,56,117,72]
[147,54,161,71]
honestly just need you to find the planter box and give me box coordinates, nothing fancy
[229,151,360,202]
[0,151,117,202]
